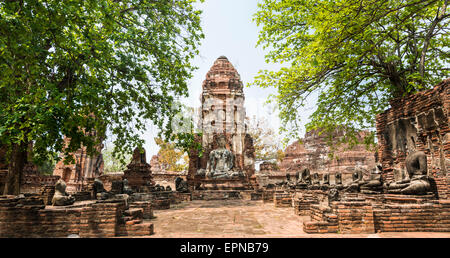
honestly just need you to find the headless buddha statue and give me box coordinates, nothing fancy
[320,173,331,190]
[52,179,75,206]
[385,151,431,195]
[334,172,344,190]
[308,173,321,190]
[295,168,311,189]
[344,168,365,192]
[360,164,383,193]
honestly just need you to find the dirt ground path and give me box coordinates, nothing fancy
[146,200,450,238]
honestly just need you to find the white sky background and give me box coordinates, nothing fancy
[137,0,318,160]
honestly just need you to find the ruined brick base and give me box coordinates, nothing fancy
[239,190,264,200]
[262,190,276,203]
[129,192,172,210]
[294,193,320,216]
[192,178,254,191]
[0,196,155,238]
[192,190,242,200]
[274,192,294,207]
[172,192,192,202]
[300,194,450,234]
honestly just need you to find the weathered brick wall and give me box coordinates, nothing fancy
[130,202,153,219]
[153,173,186,190]
[250,191,263,200]
[0,197,81,237]
[332,201,375,234]
[279,129,376,183]
[40,185,55,205]
[0,171,60,195]
[150,155,187,190]
[376,79,449,199]
[129,192,172,209]
[151,199,171,209]
[255,173,288,187]
[172,192,192,202]
[98,173,124,192]
[274,192,293,207]
[20,175,59,194]
[191,190,241,200]
[294,193,320,216]
[0,196,154,237]
[72,191,92,202]
[303,205,338,233]
[372,200,450,232]
[262,190,275,203]
[303,197,450,234]
[78,201,124,238]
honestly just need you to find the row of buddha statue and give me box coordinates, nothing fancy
[279,151,432,195]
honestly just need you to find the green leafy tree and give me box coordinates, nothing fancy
[0,0,204,194]
[102,144,131,173]
[154,137,188,172]
[247,116,285,163]
[252,0,449,145]
[36,153,58,176]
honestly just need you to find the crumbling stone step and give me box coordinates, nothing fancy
[123,208,143,220]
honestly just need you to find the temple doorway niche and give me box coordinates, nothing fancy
[62,168,72,182]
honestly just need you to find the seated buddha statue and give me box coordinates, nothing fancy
[344,167,365,192]
[52,179,75,206]
[385,151,431,195]
[285,173,295,189]
[360,164,383,193]
[320,173,331,190]
[295,168,311,189]
[206,135,243,179]
[308,173,321,190]
[175,177,189,193]
[333,172,344,190]
[93,178,112,200]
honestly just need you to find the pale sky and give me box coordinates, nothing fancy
[135,0,317,159]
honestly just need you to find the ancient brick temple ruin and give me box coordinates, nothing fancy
[0,144,187,237]
[123,148,155,192]
[187,56,257,192]
[376,79,450,199]
[294,79,450,233]
[257,129,376,186]
[53,136,104,193]
[0,60,448,237]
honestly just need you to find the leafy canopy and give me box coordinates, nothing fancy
[246,116,285,163]
[0,0,204,164]
[102,143,131,173]
[154,137,189,172]
[252,0,449,144]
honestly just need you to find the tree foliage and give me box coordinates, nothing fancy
[102,143,131,173]
[252,0,449,143]
[166,103,203,157]
[0,0,203,194]
[247,116,285,162]
[154,137,188,172]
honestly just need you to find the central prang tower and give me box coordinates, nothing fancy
[188,56,256,190]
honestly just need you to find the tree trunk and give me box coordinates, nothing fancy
[3,143,27,195]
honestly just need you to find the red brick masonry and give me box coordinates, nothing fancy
[0,196,154,238]
[376,78,449,198]
[302,194,450,234]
